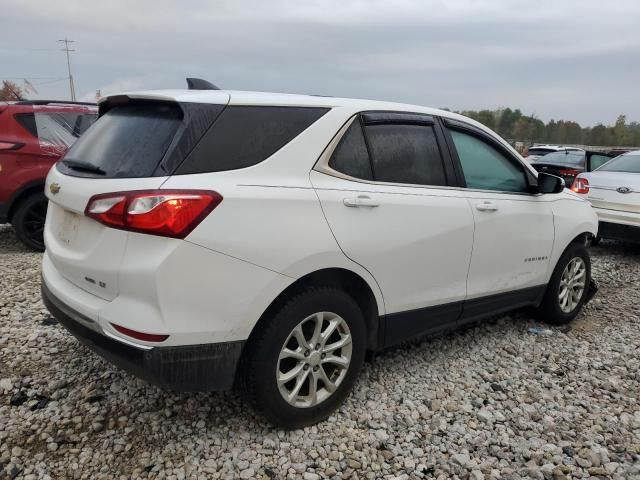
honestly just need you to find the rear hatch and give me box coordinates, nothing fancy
[583,171,640,214]
[44,93,229,300]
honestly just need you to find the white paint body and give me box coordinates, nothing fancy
[42,89,598,350]
[575,170,640,228]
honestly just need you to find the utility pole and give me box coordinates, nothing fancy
[58,38,76,101]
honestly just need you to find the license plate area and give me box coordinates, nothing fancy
[56,209,81,246]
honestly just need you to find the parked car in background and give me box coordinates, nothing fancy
[41,84,598,428]
[529,149,615,187]
[525,145,583,162]
[572,150,640,243]
[0,100,97,250]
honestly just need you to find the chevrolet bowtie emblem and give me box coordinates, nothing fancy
[50,183,61,195]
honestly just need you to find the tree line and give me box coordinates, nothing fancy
[3,79,638,147]
[453,108,640,147]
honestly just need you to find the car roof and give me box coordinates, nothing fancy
[100,88,480,126]
[0,100,97,113]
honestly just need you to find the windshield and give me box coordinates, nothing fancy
[597,152,640,173]
[534,151,585,166]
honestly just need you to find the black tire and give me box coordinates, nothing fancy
[13,192,47,252]
[535,241,591,325]
[239,287,366,429]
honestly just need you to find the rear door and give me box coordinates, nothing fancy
[441,119,555,320]
[311,112,474,343]
[44,95,229,300]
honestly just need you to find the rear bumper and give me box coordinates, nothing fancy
[41,281,244,392]
[598,221,640,243]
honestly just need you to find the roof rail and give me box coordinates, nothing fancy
[186,78,220,90]
[15,100,96,106]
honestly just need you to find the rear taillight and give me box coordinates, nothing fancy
[571,177,589,194]
[558,168,580,177]
[0,141,24,151]
[85,190,222,238]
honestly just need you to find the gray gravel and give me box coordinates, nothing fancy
[1,223,640,479]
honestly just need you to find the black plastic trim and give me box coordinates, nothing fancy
[459,285,546,325]
[598,221,640,243]
[380,285,546,348]
[186,78,220,90]
[41,281,244,392]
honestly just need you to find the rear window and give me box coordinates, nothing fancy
[536,151,585,166]
[598,152,640,173]
[527,148,553,157]
[176,106,329,174]
[60,103,183,178]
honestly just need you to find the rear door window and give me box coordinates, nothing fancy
[328,121,373,180]
[176,106,329,174]
[364,123,447,186]
[61,102,183,178]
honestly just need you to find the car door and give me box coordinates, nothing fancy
[310,112,475,345]
[586,151,615,172]
[441,119,555,323]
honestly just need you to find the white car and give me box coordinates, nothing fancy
[572,150,640,243]
[41,81,598,427]
[526,144,583,162]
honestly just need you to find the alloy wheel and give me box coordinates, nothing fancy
[558,257,586,313]
[277,311,352,408]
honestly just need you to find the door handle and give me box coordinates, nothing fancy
[475,201,498,212]
[343,195,380,208]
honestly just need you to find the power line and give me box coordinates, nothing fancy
[58,38,76,101]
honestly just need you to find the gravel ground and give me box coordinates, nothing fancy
[1,223,640,480]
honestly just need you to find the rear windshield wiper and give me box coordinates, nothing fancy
[62,159,107,176]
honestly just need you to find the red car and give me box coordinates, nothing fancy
[0,100,97,250]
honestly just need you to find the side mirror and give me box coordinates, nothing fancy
[537,172,565,194]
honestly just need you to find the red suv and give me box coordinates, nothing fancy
[0,100,97,250]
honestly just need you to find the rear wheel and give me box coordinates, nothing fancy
[240,287,366,429]
[13,192,47,251]
[535,241,591,325]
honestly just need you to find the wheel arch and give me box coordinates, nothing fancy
[246,267,383,354]
[7,180,45,223]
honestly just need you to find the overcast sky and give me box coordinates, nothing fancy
[2,0,639,125]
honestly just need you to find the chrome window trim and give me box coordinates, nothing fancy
[313,113,541,198]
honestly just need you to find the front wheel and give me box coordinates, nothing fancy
[239,287,366,429]
[13,192,48,252]
[535,241,591,325]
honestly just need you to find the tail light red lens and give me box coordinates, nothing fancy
[85,190,222,238]
[110,323,169,342]
[571,177,589,194]
[558,168,580,177]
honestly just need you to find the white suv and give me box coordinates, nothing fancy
[42,83,598,428]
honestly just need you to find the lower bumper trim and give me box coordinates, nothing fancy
[599,221,640,243]
[41,281,245,392]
